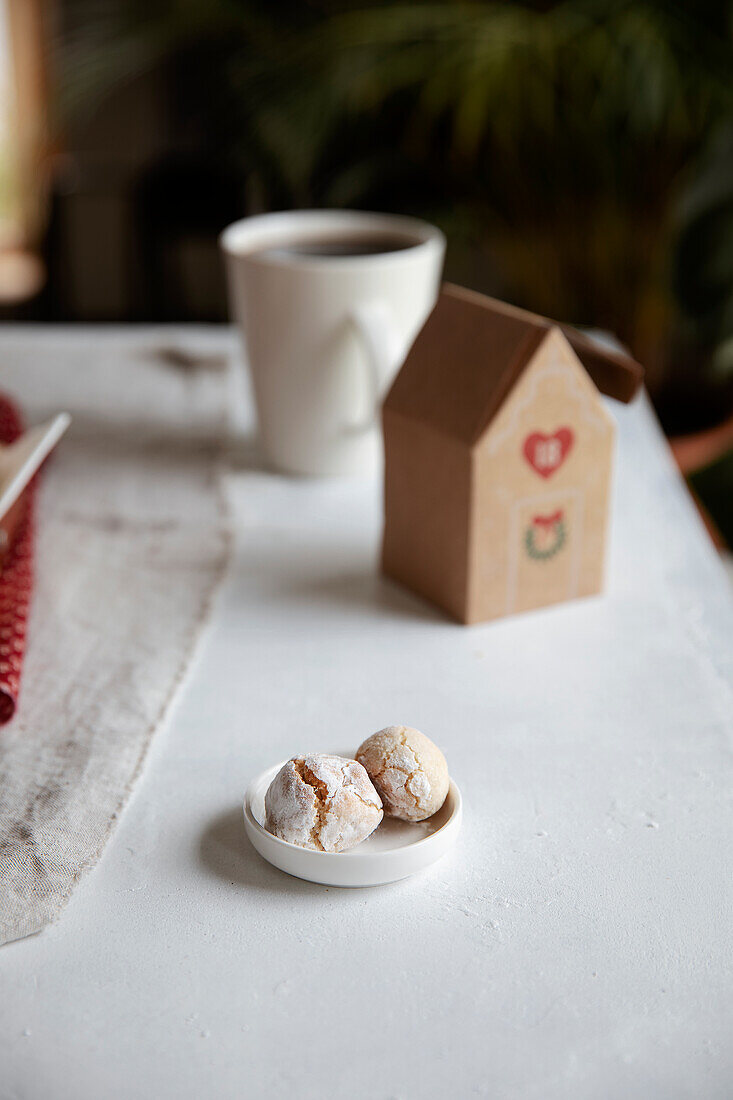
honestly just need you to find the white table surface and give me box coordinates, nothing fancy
[1,332,732,1100]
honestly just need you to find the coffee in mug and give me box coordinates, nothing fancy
[220,210,445,476]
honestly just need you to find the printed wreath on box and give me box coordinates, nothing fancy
[524,510,567,561]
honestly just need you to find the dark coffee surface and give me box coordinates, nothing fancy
[256,234,417,259]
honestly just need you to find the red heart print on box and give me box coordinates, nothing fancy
[522,427,574,478]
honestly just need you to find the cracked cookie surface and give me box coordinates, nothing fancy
[264,753,383,852]
[356,726,449,822]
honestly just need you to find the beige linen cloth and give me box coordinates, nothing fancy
[0,328,234,945]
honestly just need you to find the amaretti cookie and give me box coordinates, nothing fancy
[264,753,383,852]
[356,726,449,822]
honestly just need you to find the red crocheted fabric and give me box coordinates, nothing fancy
[0,396,33,724]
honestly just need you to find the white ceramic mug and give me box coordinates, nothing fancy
[221,210,445,475]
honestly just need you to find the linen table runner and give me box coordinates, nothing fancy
[0,329,233,944]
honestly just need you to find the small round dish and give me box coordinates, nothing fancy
[243,758,462,887]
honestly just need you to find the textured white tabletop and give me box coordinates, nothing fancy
[1,334,732,1100]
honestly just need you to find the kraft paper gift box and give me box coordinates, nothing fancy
[381,284,643,624]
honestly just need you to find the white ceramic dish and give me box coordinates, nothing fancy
[243,759,462,887]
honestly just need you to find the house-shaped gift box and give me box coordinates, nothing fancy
[381,284,643,624]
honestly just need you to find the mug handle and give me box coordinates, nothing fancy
[346,302,401,433]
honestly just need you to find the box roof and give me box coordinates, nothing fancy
[384,284,644,445]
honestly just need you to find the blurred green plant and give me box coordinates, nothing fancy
[59,0,733,423]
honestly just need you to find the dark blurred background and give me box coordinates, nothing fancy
[1,0,732,543]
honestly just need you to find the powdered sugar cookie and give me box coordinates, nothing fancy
[264,753,383,852]
[356,726,449,822]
